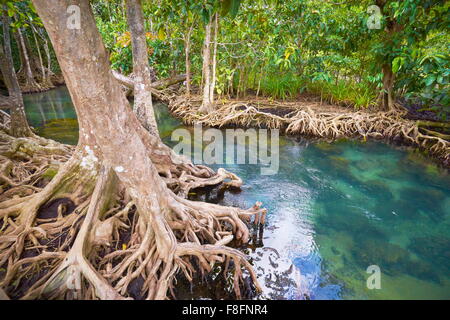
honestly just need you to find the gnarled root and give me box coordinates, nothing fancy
[97,188,266,300]
[0,149,99,298]
[164,93,450,167]
[1,134,266,300]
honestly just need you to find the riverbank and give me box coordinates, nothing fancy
[152,87,450,168]
[19,74,65,94]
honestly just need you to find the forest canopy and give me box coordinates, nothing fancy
[90,0,449,116]
[1,0,448,116]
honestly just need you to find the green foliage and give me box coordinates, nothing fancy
[307,80,378,109]
[260,73,304,100]
[14,0,444,117]
[394,31,450,119]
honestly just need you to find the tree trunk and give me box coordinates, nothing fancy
[184,21,194,96]
[0,9,33,137]
[30,0,262,300]
[375,1,401,112]
[125,0,159,136]
[379,63,395,111]
[15,25,41,92]
[30,23,46,86]
[209,13,218,105]
[42,36,54,86]
[33,1,176,297]
[199,16,213,113]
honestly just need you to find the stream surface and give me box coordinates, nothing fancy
[24,86,450,300]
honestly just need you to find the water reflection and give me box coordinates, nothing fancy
[23,87,450,300]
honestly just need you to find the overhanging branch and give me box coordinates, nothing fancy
[112,70,186,91]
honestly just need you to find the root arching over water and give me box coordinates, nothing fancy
[0,128,266,300]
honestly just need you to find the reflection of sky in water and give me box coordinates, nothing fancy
[24,87,450,300]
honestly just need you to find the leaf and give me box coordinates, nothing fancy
[230,0,241,18]
[201,8,210,24]
[392,57,403,73]
[221,0,232,16]
[424,75,436,87]
[116,32,131,48]
[157,29,166,41]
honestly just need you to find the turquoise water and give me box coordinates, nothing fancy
[24,87,450,300]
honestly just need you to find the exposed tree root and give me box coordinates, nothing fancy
[18,72,65,94]
[0,125,265,299]
[163,92,450,167]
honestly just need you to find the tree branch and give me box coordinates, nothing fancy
[112,70,186,90]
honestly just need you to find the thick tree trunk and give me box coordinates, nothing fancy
[0,10,33,137]
[28,0,262,300]
[125,0,159,136]
[33,1,177,296]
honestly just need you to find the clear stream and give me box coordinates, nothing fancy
[24,86,450,300]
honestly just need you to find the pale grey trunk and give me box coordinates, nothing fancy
[125,0,159,136]
[199,16,213,113]
[15,25,40,90]
[30,23,46,85]
[0,10,33,137]
[184,21,194,96]
[209,13,218,104]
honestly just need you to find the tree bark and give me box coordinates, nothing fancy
[26,0,262,300]
[125,0,159,136]
[199,15,213,113]
[375,1,402,111]
[209,13,218,105]
[15,25,41,91]
[32,0,175,291]
[30,23,46,85]
[184,20,194,96]
[114,71,185,90]
[0,9,33,137]
[379,63,395,111]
